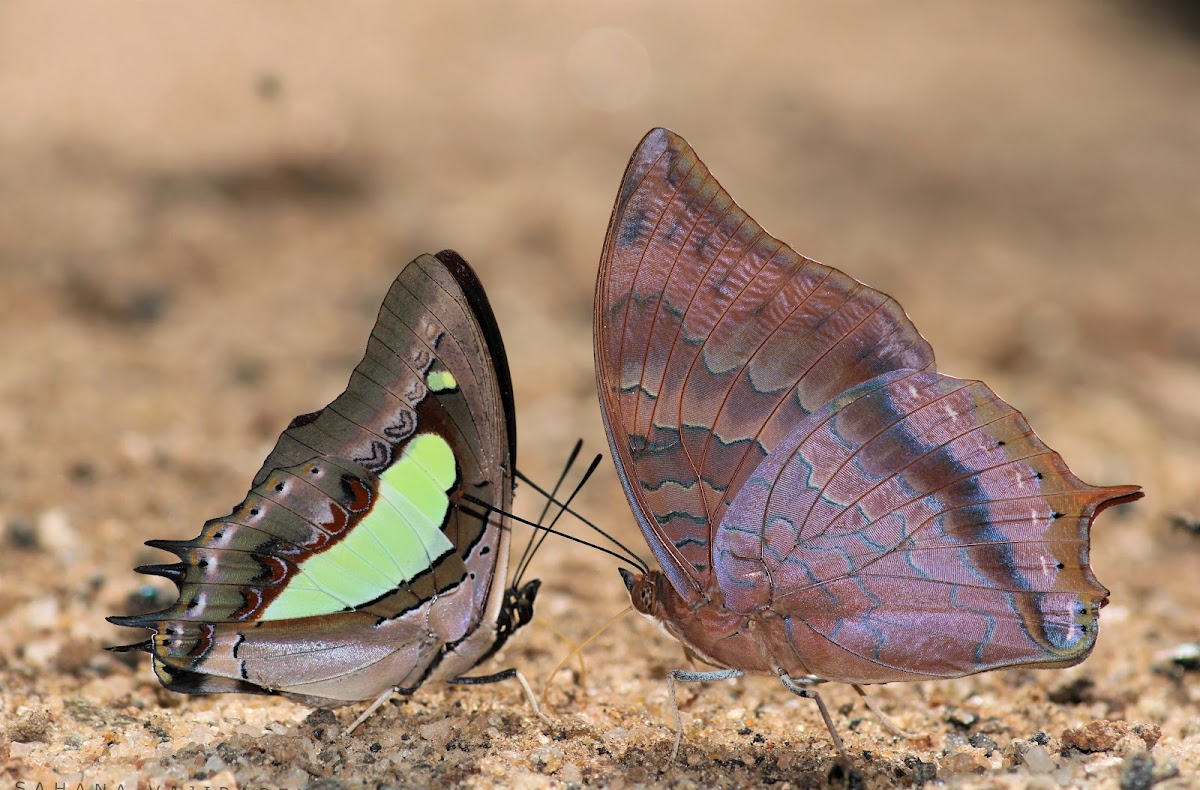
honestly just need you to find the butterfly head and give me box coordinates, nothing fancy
[618,567,713,654]
[473,578,542,670]
[507,578,541,629]
[619,567,662,617]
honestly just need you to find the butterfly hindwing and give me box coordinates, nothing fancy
[713,368,1140,681]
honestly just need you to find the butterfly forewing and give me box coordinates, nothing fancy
[595,128,935,601]
[112,250,518,704]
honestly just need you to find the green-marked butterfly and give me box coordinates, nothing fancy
[110,250,544,720]
[594,128,1142,760]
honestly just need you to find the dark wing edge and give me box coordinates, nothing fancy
[595,127,936,603]
[594,128,701,601]
[432,249,517,471]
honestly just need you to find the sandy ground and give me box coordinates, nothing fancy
[1,2,1199,788]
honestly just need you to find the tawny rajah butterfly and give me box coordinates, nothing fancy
[594,128,1142,759]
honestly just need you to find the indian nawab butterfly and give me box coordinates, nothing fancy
[109,250,548,726]
[594,128,1143,760]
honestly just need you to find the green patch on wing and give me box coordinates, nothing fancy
[426,369,458,392]
[262,433,458,619]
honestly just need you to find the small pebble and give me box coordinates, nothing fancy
[417,718,454,748]
[940,748,990,774]
[528,745,564,774]
[1022,744,1057,774]
[947,709,979,729]
[943,732,968,751]
[1153,642,1200,678]
[1061,720,1161,753]
[1120,752,1155,790]
[903,755,937,786]
[1168,513,1200,535]
[560,761,583,784]
[969,733,999,756]
[207,772,240,790]
[68,460,97,483]
[19,596,60,628]
[10,708,52,743]
[6,519,38,549]
[38,508,81,562]
[304,708,339,741]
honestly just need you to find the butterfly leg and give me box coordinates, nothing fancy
[851,684,923,739]
[778,673,848,762]
[346,685,416,735]
[450,668,552,725]
[666,668,744,763]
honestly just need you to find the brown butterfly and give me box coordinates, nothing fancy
[594,128,1142,760]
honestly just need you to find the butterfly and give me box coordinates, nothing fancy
[593,128,1143,759]
[109,250,545,723]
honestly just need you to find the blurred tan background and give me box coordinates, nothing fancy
[1,2,1198,787]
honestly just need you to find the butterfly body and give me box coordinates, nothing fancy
[596,129,1141,737]
[111,250,538,707]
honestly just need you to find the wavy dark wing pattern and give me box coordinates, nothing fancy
[595,128,935,601]
[111,251,517,703]
[713,369,1141,683]
[254,250,514,490]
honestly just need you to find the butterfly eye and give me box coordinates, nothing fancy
[631,577,656,615]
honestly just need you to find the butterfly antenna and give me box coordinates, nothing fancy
[513,439,583,583]
[514,451,602,584]
[456,493,645,573]
[536,438,583,525]
[514,464,648,574]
